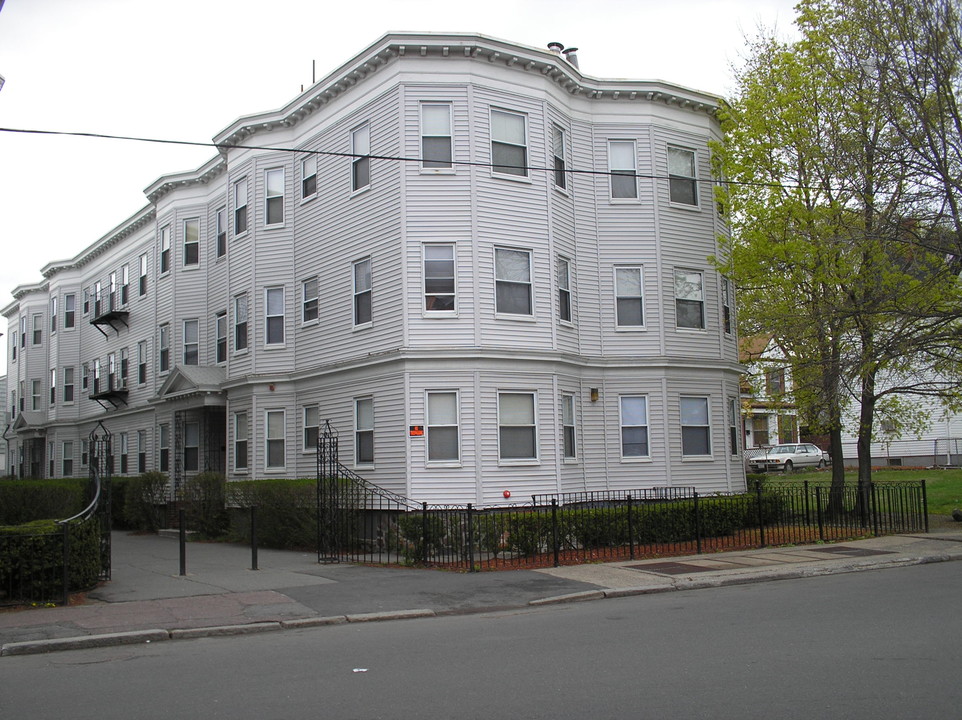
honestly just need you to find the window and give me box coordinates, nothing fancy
[82,362,89,392]
[620,396,650,458]
[20,316,26,347]
[183,219,200,266]
[266,410,286,469]
[562,393,576,459]
[109,271,117,305]
[159,424,169,472]
[721,277,734,335]
[234,295,249,351]
[215,312,227,363]
[216,207,227,258]
[120,347,129,388]
[160,225,171,274]
[50,442,55,478]
[421,103,452,169]
[139,253,148,296]
[353,258,372,326]
[354,398,374,465]
[50,297,57,333]
[427,391,459,462]
[352,124,371,191]
[138,341,147,384]
[62,441,74,477]
[107,353,116,391]
[729,398,740,456]
[424,245,455,312]
[33,313,42,345]
[82,290,90,316]
[234,413,248,471]
[609,140,638,199]
[184,423,199,472]
[552,125,567,189]
[159,324,170,373]
[302,278,319,323]
[675,270,705,329]
[681,396,711,456]
[31,379,41,410]
[183,319,199,365]
[64,294,75,328]
[49,369,56,405]
[557,257,572,323]
[265,288,285,345]
[265,168,284,226]
[120,432,129,474]
[495,248,532,316]
[63,367,74,403]
[81,440,89,468]
[498,392,537,460]
[303,405,319,451]
[138,430,147,473]
[490,109,527,177]
[668,146,698,206]
[766,368,786,395]
[234,177,248,235]
[93,358,102,395]
[121,264,129,304]
[615,267,645,328]
[301,155,317,199]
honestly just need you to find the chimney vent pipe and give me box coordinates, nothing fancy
[562,47,580,69]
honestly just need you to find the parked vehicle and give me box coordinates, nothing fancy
[749,443,829,473]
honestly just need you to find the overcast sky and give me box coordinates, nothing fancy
[0,0,800,372]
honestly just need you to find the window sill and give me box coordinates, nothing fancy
[263,223,286,231]
[426,461,462,469]
[491,172,532,184]
[620,456,653,463]
[350,185,372,198]
[552,185,571,197]
[301,319,320,328]
[681,455,715,462]
[675,326,707,333]
[353,322,373,332]
[264,343,287,351]
[300,194,317,205]
[233,349,250,357]
[419,167,456,175]
[354,463,375,471]
[264,467,287,474]
[497,459,540,467]
[615,325,648,332]
[422,311,458,319]
[494,313,536,322]
[668,200,701,212]
[608,196,641,204]
[562,458,579,465]
[234,231,249,241]
[558,319,575,328]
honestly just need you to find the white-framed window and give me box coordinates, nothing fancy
[681,396,712,456]
[620,396,650,458]
[215,207,227,258]
[160,225,171,274]
[265,409,286,470]
[234,294,249,352]
[301,155,317,199]
[63,367,74,403]
[668,146,698,206]
[64,294,76,328]
[354,397,374,465]
[139,253,148,296]
[62,441,74,476]
[32,313,42,345]
[265,168,284,226]
[609,140,638,199]
[265,287,285,345]
[119,432,129,474]
[552,124,567,190]
[495,248,532,316]
[159,323,170,373]
[121,264,129,304]
[120,347,129,387]
[562,393,577,460]
[426,391,459,462]
[420,103,453,170]
[302,277,319,323]
[159,424,170,472]
[498,391,538,461]
[49,368,56,405]
[351,123,371,192]
[721,277,734,335]
[183,319,199,365]
[729,397,740,456]
[183,218,200,266]
[234,177,248,235]
[234,412,249,471]
[353,258,372,326]
[215,312,227,363]
[81,362,89,393]
[490,108,527,177]
[107,352,116,391]
[184,422,199,472]
[81,439,89,468]
[423,244,456,313]
[303,405,319,451]
[675,269,705,329]
[138,340,147,384]
[50,297,57,333]
[557,257,572,323]
[138,430,147,473]
[615,267,645,328]
[31,379,41,411]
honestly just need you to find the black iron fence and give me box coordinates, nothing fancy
[314,475,928,571]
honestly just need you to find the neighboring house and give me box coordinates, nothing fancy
[1,33,744,504]
[0,374,7,475]
[739,336,799,453]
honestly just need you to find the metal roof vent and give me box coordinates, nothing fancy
[562,47,579,69]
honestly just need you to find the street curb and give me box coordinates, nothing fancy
[1,629,169,657]
[345,609,436,622]
[169,622,282,639]
[528,590,606,606]
[281,616,348,629]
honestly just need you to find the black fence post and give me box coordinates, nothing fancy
[815,485,825,542]
[694,491,702,555]
[870,482,880,536]
[466,504,476,572]
[179,509,187,576]
[551,498,560,568]
[251,505,258,571]
[756,482,766,548]
[921,479,929,533]
[627,495,635,561]
[62,522,70,606]
[421,502,429,566]
[803,479,811,529]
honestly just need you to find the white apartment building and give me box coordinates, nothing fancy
[3,33,744,504]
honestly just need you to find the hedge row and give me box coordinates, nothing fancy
[0,478,89,526]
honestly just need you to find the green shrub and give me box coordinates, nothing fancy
[0,478,88,525]
[227,479,316,549]
[124,472,169,532]
[182,472,229,538]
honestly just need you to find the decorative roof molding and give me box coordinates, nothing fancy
[144,154,227,204]
[211,32,721,151]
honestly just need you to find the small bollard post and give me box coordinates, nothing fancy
[251,505,259,571]
[179,509,187,576]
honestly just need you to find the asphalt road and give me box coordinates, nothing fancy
[4,562,960,719]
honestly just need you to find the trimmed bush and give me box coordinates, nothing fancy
[227,479,317,549]
[0,478,88,525]
[124,472,169,532]
[182,472,229,537]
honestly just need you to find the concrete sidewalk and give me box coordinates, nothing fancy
[3,527,962,657]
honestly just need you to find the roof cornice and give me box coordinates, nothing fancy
[144,154,227,205]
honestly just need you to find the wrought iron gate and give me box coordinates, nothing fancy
[87,422,113,581]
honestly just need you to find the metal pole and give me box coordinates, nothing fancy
[62,522,70,606]
[466,503,475,572]
[179,509,187,576]
[921,479,929,533]
[694,491,702,555]
[251,505,258,571]
[756,482,766,548]
[815,485,825,542]
[627,495,635,561]
[551,499,560,568]
[421,502,429,565]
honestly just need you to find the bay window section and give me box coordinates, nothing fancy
[353,258,372,326]
[352,124,371,191]
[427,391,459,462]
[498,392,537,461]
[675,269,705,329]
[615,267,645,328]
[183,218,199,266]
[490,109,527,177]
[562,393,576,459]
[423,244,455,312]
[681,396,712,456]
[668,147,698,206]
[421,103,453,169]
[265,288,285,346]
[265,168,284,226]
[234,413,248,471]
[495,248,532,316]
[608,140,638,199]
[620,396,650,458]
[355,398,374,465]
[266,410,286,470]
